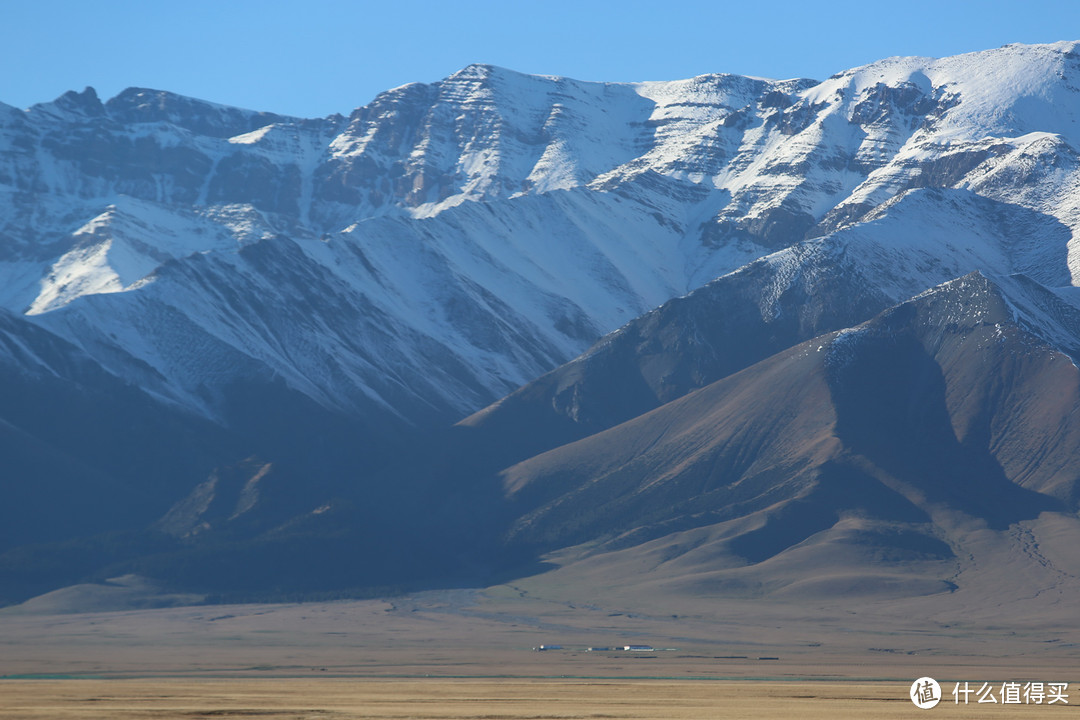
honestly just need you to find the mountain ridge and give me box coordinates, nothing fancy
[5,42,1080,429]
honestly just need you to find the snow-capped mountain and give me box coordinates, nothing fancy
[4,41,1080,432]
[4,41,1080,603]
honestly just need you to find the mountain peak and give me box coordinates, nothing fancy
[450,62,498,79]
[103,87,296,137]
[442,62,542,87]
[31,86,105,120]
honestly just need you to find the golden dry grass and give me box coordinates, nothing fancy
[0,678,1074,720]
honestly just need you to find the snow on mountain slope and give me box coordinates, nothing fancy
[27,197,240,315]
[315,64,658,224]
[660,42,1080,270]
[3,41,1080,430]
[32,189,761,425]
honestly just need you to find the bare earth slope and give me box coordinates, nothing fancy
[480,274,1080,609]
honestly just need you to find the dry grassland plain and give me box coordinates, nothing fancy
[3,678,1078,720]
[2,582,1079,718]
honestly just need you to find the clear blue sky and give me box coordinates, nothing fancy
[3,0,1078,118]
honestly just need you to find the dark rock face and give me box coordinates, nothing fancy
[207,152,302,215]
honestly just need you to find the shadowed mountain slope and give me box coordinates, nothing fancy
[481,273,1080,598]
